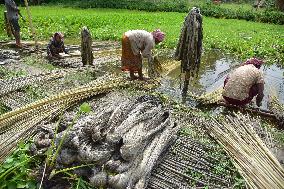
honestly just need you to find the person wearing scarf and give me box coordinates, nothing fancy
[222,58,265,107]
[121,29,165,80]
[47,32,68,58]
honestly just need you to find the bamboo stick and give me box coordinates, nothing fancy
[23,0,38,48]
[207,114,284,188]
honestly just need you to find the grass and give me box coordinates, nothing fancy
[22,55,57,71]
[0,141,39,189]
[0,6,283,64]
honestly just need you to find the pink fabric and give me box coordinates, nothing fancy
[152,29,165,42]
[244,58,264,68]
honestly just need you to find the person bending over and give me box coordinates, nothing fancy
[121,29,165,80]
[222,58,264,107]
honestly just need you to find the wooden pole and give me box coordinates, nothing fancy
[81,26,93,66]
[213,102,277,120]
[3,11,13,38]
[23,0,38,48]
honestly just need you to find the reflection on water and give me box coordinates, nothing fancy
[97,48,283,110]
[159,51,284,109]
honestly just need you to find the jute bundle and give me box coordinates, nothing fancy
[0,76,158,163]
[206,113,284,188]
[175,7,203,78]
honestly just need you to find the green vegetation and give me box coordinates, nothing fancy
[0,6,282,64]
[0,103,93,189]
[0,66,27,79]
[196,2,284,25]
[41,0,284,24]
[22,55,57,71]
[0,142,39,189]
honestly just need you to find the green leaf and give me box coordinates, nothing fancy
[7,182,17,189]
[16,182,27,188]
[5,157,14,164]
[3,163,13,169]
[27,181,37,189]
[79,103,91,113]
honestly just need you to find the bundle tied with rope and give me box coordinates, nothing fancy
[148,55,163,78]
[153,56,163,73]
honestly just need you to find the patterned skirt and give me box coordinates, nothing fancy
[121,35,142,72]
[223,84,258,106]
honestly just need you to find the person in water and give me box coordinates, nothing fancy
[222,58,264,107]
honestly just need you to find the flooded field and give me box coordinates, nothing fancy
[158,50,284,110]
[0,41,283,110]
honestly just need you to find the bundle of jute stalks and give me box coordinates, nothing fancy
[206,113,284,189]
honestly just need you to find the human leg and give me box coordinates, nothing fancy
[10,18,21,47]
[138,68,143,80]
[14,31,21,47]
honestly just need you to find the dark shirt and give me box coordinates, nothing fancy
[4,0,19,20]
[47,38,68,56]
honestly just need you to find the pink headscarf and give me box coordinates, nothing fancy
[244,58,264,68]
[152,29,165,43]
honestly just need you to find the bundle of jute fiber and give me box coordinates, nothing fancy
[193,88,224,104]
[148,56,162,78]
[206,113,284,188]
[153,56,163,74]
[175,7,203,96]
[175,7,203,78]
[0,75,159,163]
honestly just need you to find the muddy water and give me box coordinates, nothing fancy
[1,42,283,110]
[158,51,284,110]
[94,48,283,110]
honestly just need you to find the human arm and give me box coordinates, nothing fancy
[256,82,264,107]
[255,71,264,107]
[62,43,68,54]
[47,40,54,57]
[224,75,229,88]
[142,40,154,64]
[5,0,19,11]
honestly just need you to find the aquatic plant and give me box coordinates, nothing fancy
[0,6,282,64]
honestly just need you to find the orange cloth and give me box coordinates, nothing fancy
[121,35,142,72]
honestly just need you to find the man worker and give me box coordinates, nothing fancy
[5,0,22,48]
[222,58,265,107]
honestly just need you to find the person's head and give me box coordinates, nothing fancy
[152,29,165,44]
[53,32,64,42]
[244,58,264,69]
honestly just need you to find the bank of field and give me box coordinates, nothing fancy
[0,6,283,63]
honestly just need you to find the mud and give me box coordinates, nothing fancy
[0,40,284,188]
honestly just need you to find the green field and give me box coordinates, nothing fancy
[0,6,283,64]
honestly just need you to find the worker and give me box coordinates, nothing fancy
[47,32,68,59]
[121,29,165,80]
[222,58,264,107]
[4,0,22,48]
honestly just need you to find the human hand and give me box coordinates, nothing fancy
[256,101,262,107]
